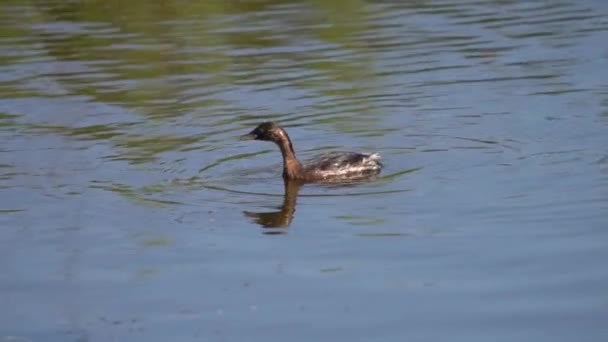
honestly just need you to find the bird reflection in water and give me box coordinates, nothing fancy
[243,180,302,234]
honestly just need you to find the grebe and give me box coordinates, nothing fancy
[240,122,382,182]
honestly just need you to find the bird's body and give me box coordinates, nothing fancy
[300,151,382,180]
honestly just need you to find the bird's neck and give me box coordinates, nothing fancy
[275,129,302,180]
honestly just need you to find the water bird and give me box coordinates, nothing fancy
[240,122,382,182]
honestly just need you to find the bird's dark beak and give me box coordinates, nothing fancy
[240,132,257,141]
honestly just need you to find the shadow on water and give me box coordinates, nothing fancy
[243,179,302,233]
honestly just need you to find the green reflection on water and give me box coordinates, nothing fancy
[380,167,423,181]
[140,237,175,247]
[335,215,387,226]
[199,149,273,173]
[65,124,124,140]
[0,208,26,213]
[114,134,202,164]
[3,0,378,118]
[0,113,18,127]
[89,181,182,207]
[356,232,409,237]
[0,0,388,167]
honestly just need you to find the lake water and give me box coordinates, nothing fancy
[1,0,607,341]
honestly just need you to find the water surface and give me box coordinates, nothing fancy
[1,1,608,341]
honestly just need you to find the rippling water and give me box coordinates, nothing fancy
[1,1,608,341]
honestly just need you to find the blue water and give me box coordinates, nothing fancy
[1,1,607,341]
